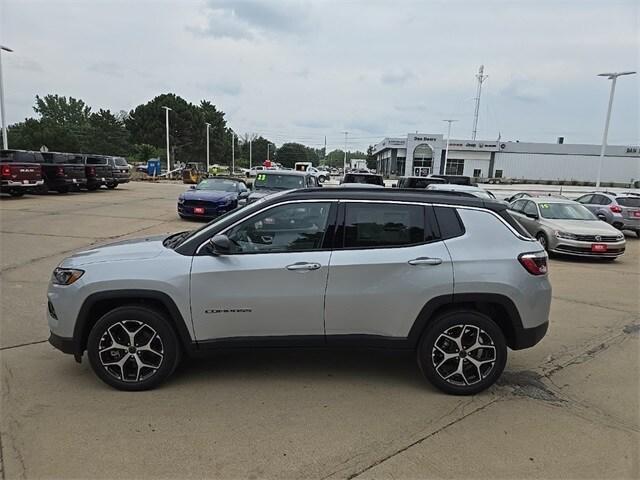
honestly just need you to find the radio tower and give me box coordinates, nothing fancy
[471,65,488,140]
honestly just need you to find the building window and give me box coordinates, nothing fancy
[413,144,433,171]
[445,159,464,175]
[473,169,482,178]
[495,169,503,178]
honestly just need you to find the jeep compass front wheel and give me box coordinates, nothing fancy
[417,311,507,395]
[87,306,181,391]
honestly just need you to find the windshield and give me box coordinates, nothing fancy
[617,197,640,208]
[254,173,305,190]
[539,202,597,220]
[114,158,128,166]
[196,178,239,192]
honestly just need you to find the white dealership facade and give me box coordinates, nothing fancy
[372,134,640,185]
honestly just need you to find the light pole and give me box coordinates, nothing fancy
[249,137,252,170]
[595,71,636,188]
[162,106,172,172]
[342,131,349,172]
[267,143,275,162]
[0,45,14,150]
[205,122,211,172]
[442,119,458,175]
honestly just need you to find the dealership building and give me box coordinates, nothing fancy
[373,133,640,185]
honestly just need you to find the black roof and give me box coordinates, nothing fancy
[278,187,507,212]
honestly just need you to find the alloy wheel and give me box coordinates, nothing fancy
[98,320,164,383]
[431,324,496,386]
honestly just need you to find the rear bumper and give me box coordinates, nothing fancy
[511,321,549,350]
[1,179,44,188]
[45,178,87,188]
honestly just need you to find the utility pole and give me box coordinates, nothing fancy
[0,46,14,150]
[595,71,636,188]
[442,119,458,175]
[249,137,252,170]
[471,65,488,140]
[231,131,235,175]
[342,131,349,172]
[205,123,211,172]
[162,106,172,171]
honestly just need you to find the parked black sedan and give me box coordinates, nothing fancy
[177,177,249,220]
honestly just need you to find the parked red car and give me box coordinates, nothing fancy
[0,150,44,197]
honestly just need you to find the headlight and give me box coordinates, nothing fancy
[616,234,624,241]
[52,268,84,286]
[555,231,577,240]
[177,196,185,204]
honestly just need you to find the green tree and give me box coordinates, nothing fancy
[274,142,312,168]
[83,109,130,155]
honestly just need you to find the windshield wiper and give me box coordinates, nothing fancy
[163,231,191,249]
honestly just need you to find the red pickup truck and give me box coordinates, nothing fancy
[1,150,44,197]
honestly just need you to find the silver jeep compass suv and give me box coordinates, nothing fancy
[47,188,551,395]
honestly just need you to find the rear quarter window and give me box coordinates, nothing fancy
[433,206,465,240]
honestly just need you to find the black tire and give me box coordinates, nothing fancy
[87,184,99,191]
[536,232,548,251]
[612,222,623,230]
[9,190,24,197]
[87,306,181,391]
[417,310,507,395]
[57,186,69,194]
[107,183,117,190]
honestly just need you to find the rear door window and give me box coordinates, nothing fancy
[343,203,425,248]
[576,194,594,204]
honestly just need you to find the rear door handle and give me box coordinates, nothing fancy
[286,262,321,271]
[408,257,442,266]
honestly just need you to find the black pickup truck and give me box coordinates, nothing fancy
[84,155,114,190]
[38,152,87,193]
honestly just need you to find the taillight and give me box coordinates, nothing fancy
[56,166,65,177]
[519,251,548,276]
[1,165,10,178]
[610,205,622,214]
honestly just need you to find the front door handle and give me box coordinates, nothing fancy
[408,257,442,266]
[286,262,321,271]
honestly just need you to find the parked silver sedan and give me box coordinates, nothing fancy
[509,197,625,260]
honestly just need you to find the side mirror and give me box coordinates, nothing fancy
[239,190,249,199]
[189,185,196,190]
[207,234,232,255]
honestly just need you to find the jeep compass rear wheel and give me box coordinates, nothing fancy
[417,311,507,395]
[87,306,181,391]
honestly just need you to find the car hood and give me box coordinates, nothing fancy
[181,190,236,202]
[60,235,168,267]
[542,218,622,235]
[248,189,281,200]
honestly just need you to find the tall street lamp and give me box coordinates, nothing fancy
[162,106,172,172]
[595,71,636,188]
[442,119,457,175]
[205,122,211,172]
[0,45,14,150]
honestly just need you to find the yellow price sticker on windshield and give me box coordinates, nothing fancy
[540,203,550,208]
[257,174,267,181]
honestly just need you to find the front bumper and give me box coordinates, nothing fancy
[549,237,625,258]
[178,202,235,219]
[49,331,75,354]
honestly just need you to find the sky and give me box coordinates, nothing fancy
[0,0,638,152]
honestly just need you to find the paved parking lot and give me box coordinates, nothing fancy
[1,182,638,479]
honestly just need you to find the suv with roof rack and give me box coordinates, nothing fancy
[575,191,640,236]
[47,188,551,394]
